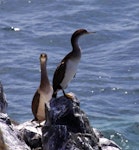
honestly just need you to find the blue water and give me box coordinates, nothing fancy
[0,0,139,149]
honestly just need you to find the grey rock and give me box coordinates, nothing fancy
[0,113,30,150]
[0,82,121,150]
[93,128,122,150]
[42,93,121,150]
[17,121,43,149]
[0,82,8,113]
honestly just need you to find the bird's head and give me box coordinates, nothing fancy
[40,53,47,63]
[72,29,88,37]
[71,29,95,41]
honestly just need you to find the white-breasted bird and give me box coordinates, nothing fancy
[52,29,93,98]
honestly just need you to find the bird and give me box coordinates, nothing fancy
[52,29,92,98]
[32,53,53,124]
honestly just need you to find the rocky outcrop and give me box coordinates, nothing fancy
[41,93,121,150]
[0,113,30,150]
[0,82,8,113]
[0,82,30,150]
[42,94,98,150]
[0,82,121,150]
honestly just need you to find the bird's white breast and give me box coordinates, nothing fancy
[60,58,80,89]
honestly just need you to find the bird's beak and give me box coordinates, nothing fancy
[88,31,96,34]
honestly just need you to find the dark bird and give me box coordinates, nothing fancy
[32,53,53,124]
[52,29,92,98]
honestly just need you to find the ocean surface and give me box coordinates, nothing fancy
[0,0,139,149]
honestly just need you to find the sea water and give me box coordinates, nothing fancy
[0,0,139,149]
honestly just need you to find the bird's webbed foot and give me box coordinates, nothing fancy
[62,89,74,100]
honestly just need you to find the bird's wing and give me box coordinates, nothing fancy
[52,51,73,92]
[52,60,66,91]
[31,90,40,120]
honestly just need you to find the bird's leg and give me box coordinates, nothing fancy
[62,88,66,96]
[62,89,74,100]
[52,91,57,98]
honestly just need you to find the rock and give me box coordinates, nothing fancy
[0,82,121,150]
[0,113,30,150]
[0,82,8,113]
[42,93,121,150]
[0,82,30,150]
[17,121,43,149]
[93,128,121,150]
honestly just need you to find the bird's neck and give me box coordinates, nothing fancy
[71,37,81,58]
[40,62,49,90]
